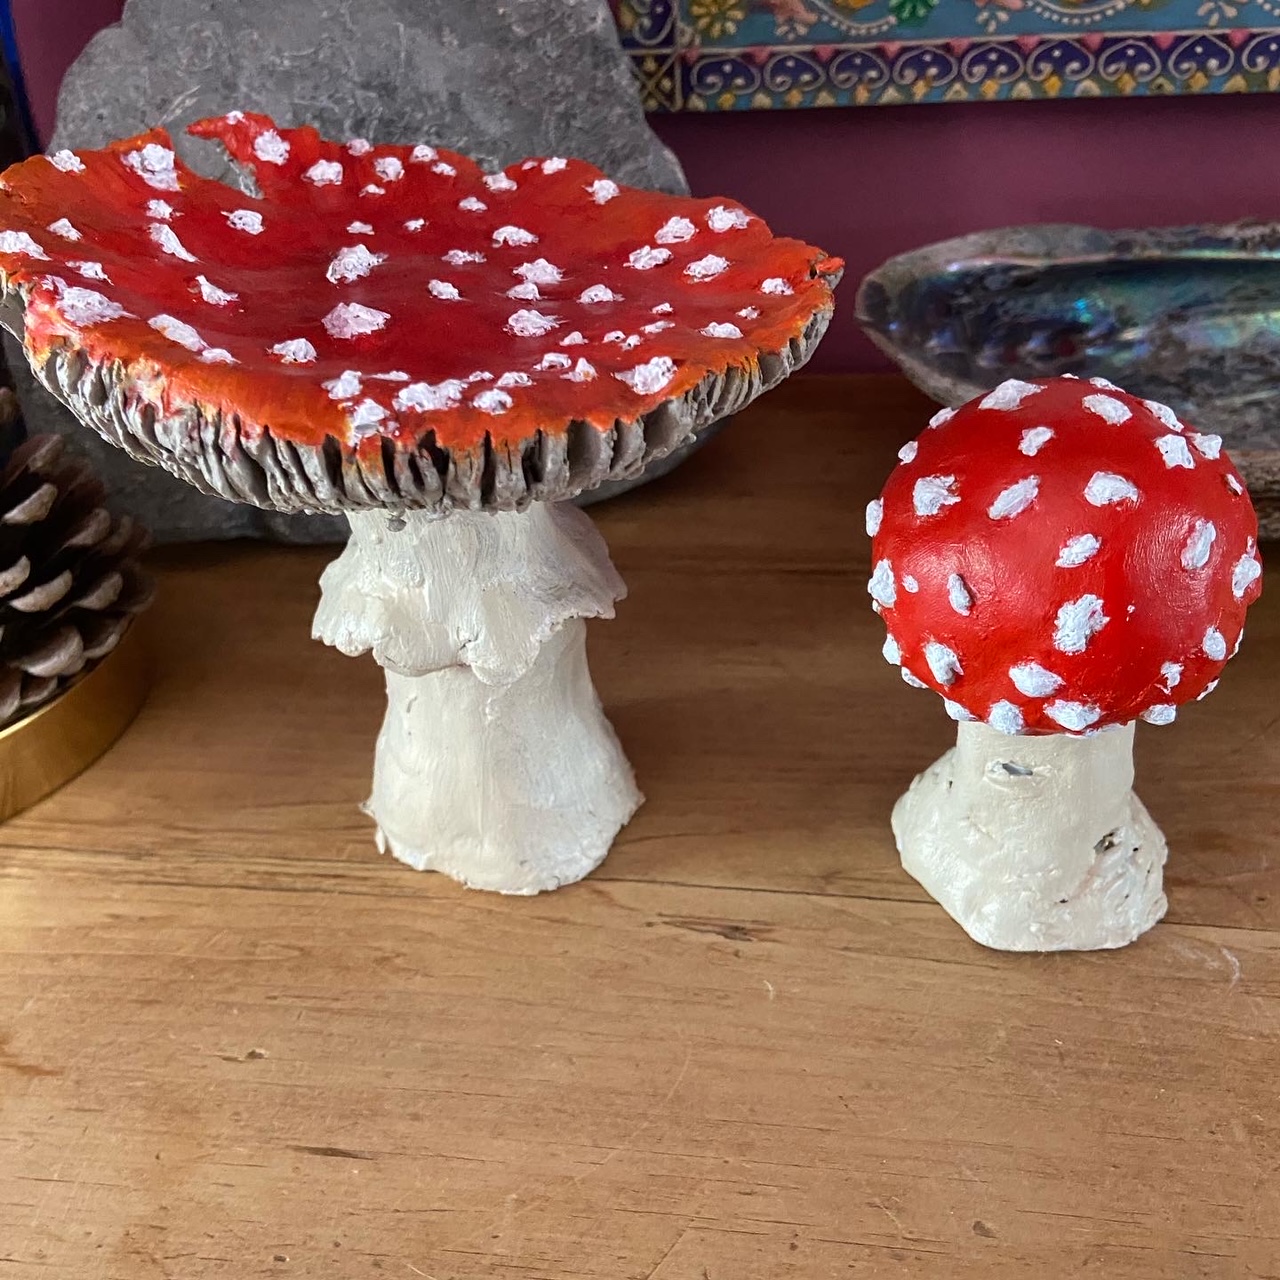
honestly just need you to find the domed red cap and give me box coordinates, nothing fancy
[867,377,1263,735]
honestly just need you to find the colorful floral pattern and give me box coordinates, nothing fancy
[613,0,1280,109]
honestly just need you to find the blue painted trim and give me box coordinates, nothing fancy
[0,0,36,152]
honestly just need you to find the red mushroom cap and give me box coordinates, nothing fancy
[867,377,1263,735]
[0,112,841,512]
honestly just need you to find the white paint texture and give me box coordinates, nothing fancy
[894,721,1168,951]
[313,503,641,893]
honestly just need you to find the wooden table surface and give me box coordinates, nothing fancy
[2,375,1278,1280]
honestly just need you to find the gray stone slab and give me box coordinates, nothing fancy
[17,0,687,544]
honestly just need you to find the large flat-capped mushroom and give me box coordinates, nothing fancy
[868,376,1263,950]
[0,112,842,893]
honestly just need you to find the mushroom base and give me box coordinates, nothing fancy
[369,620,641,894]
[893,721,1168,951]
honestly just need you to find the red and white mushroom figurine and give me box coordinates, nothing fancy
[868,376,1263,950]
[0,113,841,893]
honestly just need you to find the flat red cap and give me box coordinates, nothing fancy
[0,112,841,512]
[868,377,1263,734]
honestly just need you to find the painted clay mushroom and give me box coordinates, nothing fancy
[867,376,1263,950]
[0,112,842,893]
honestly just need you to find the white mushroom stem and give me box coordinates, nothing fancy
[313,502,642,894]
[893,721,1167,951]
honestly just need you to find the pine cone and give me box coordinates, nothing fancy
[0,434,153,727]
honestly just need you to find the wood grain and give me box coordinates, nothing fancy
[2,375,1277,1279]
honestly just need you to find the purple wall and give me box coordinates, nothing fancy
[14,2,1278,372]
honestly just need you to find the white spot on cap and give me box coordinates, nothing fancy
[565,358,596,383]
[323,302,390,338]
[474,388,513,414]
[628,245,672,271]
[913,474,959,517]
[1160,661,1183,690]
[1082,393,1131,424]
[497,371,533,388]
[253,130,290,164]
[0,232,46,259]
[738,306,760,320]
[868,560,896,607]
[947,573,973,616]
[123,143,179,190]
[304,159,344,187]
[55,286,128,326]
[928,407,955,429]
[1056,533,1101,567]
[348,400,386,435]
[1054,594,1108,654]
[537,353,572,371]
[148,314,205,352]
[542,157,568,174]
[559,331,587,347]
[944,700,977,722]
[685,255,729,281]
[1191,432,1223,460]
[149,223,198,262]
[361,185,385,199]
[1142,704,1177,725]
[146,200,174,220]
[485,172,519,193]
[493,225,538,247]
[1010,662,1063,698]
[49,149,85,173]
[988,701,1024,735]
[1155,434,1195,469]
[69,260,109,282]
[588,178,619,203]
[429,279,461,301]
[655,216,696,244]
[348,138,373,156]
[507,309,560,338]
[196,275,238,306]
[326,244,387,284]
[1202,627,1227,661]
[760,277,792,296]
[924,641,962,687]
[515,258,562,285]
[431,162,457,177]
[898,440,918,464]
[444,249,485,265]
[409,144,436,163]
[707,205,751,232]
[394,380,465,412]
[48,218,80,242]
[370,371,410,382]
[1226,473,1244,496]
[1181,519,1216,571]
[271,338,316,364]
[980,379,1042,411]
[1046,701,1101,731]
[865,498,883,537]
[652,302,674,314]
[900,668,926,688]
[1142,398,1182,431]
[643,320,674,335]
[403,219,426,233]
[615,356,677,396]
[200,348,236,364]
[458,197,487,213]
[882,634,901,665]
[1198,679,1220,701]
[988,476,1039,521]
[349,221,375,235]
[903,575,919,593]
[323,370,363,400]
[1232,550,1262,600]
[508,282,541,301]
[1020,426,1054,456]
[1084,472,1139,506]
[226,209,264,235]
[702,321,742,340]
[374,156,404,183]
[579,284,622,304]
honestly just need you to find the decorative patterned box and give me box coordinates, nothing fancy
[613,0,1280,110]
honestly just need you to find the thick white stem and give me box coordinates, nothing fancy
[313,503,642,893]
[893,721,1168,951]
